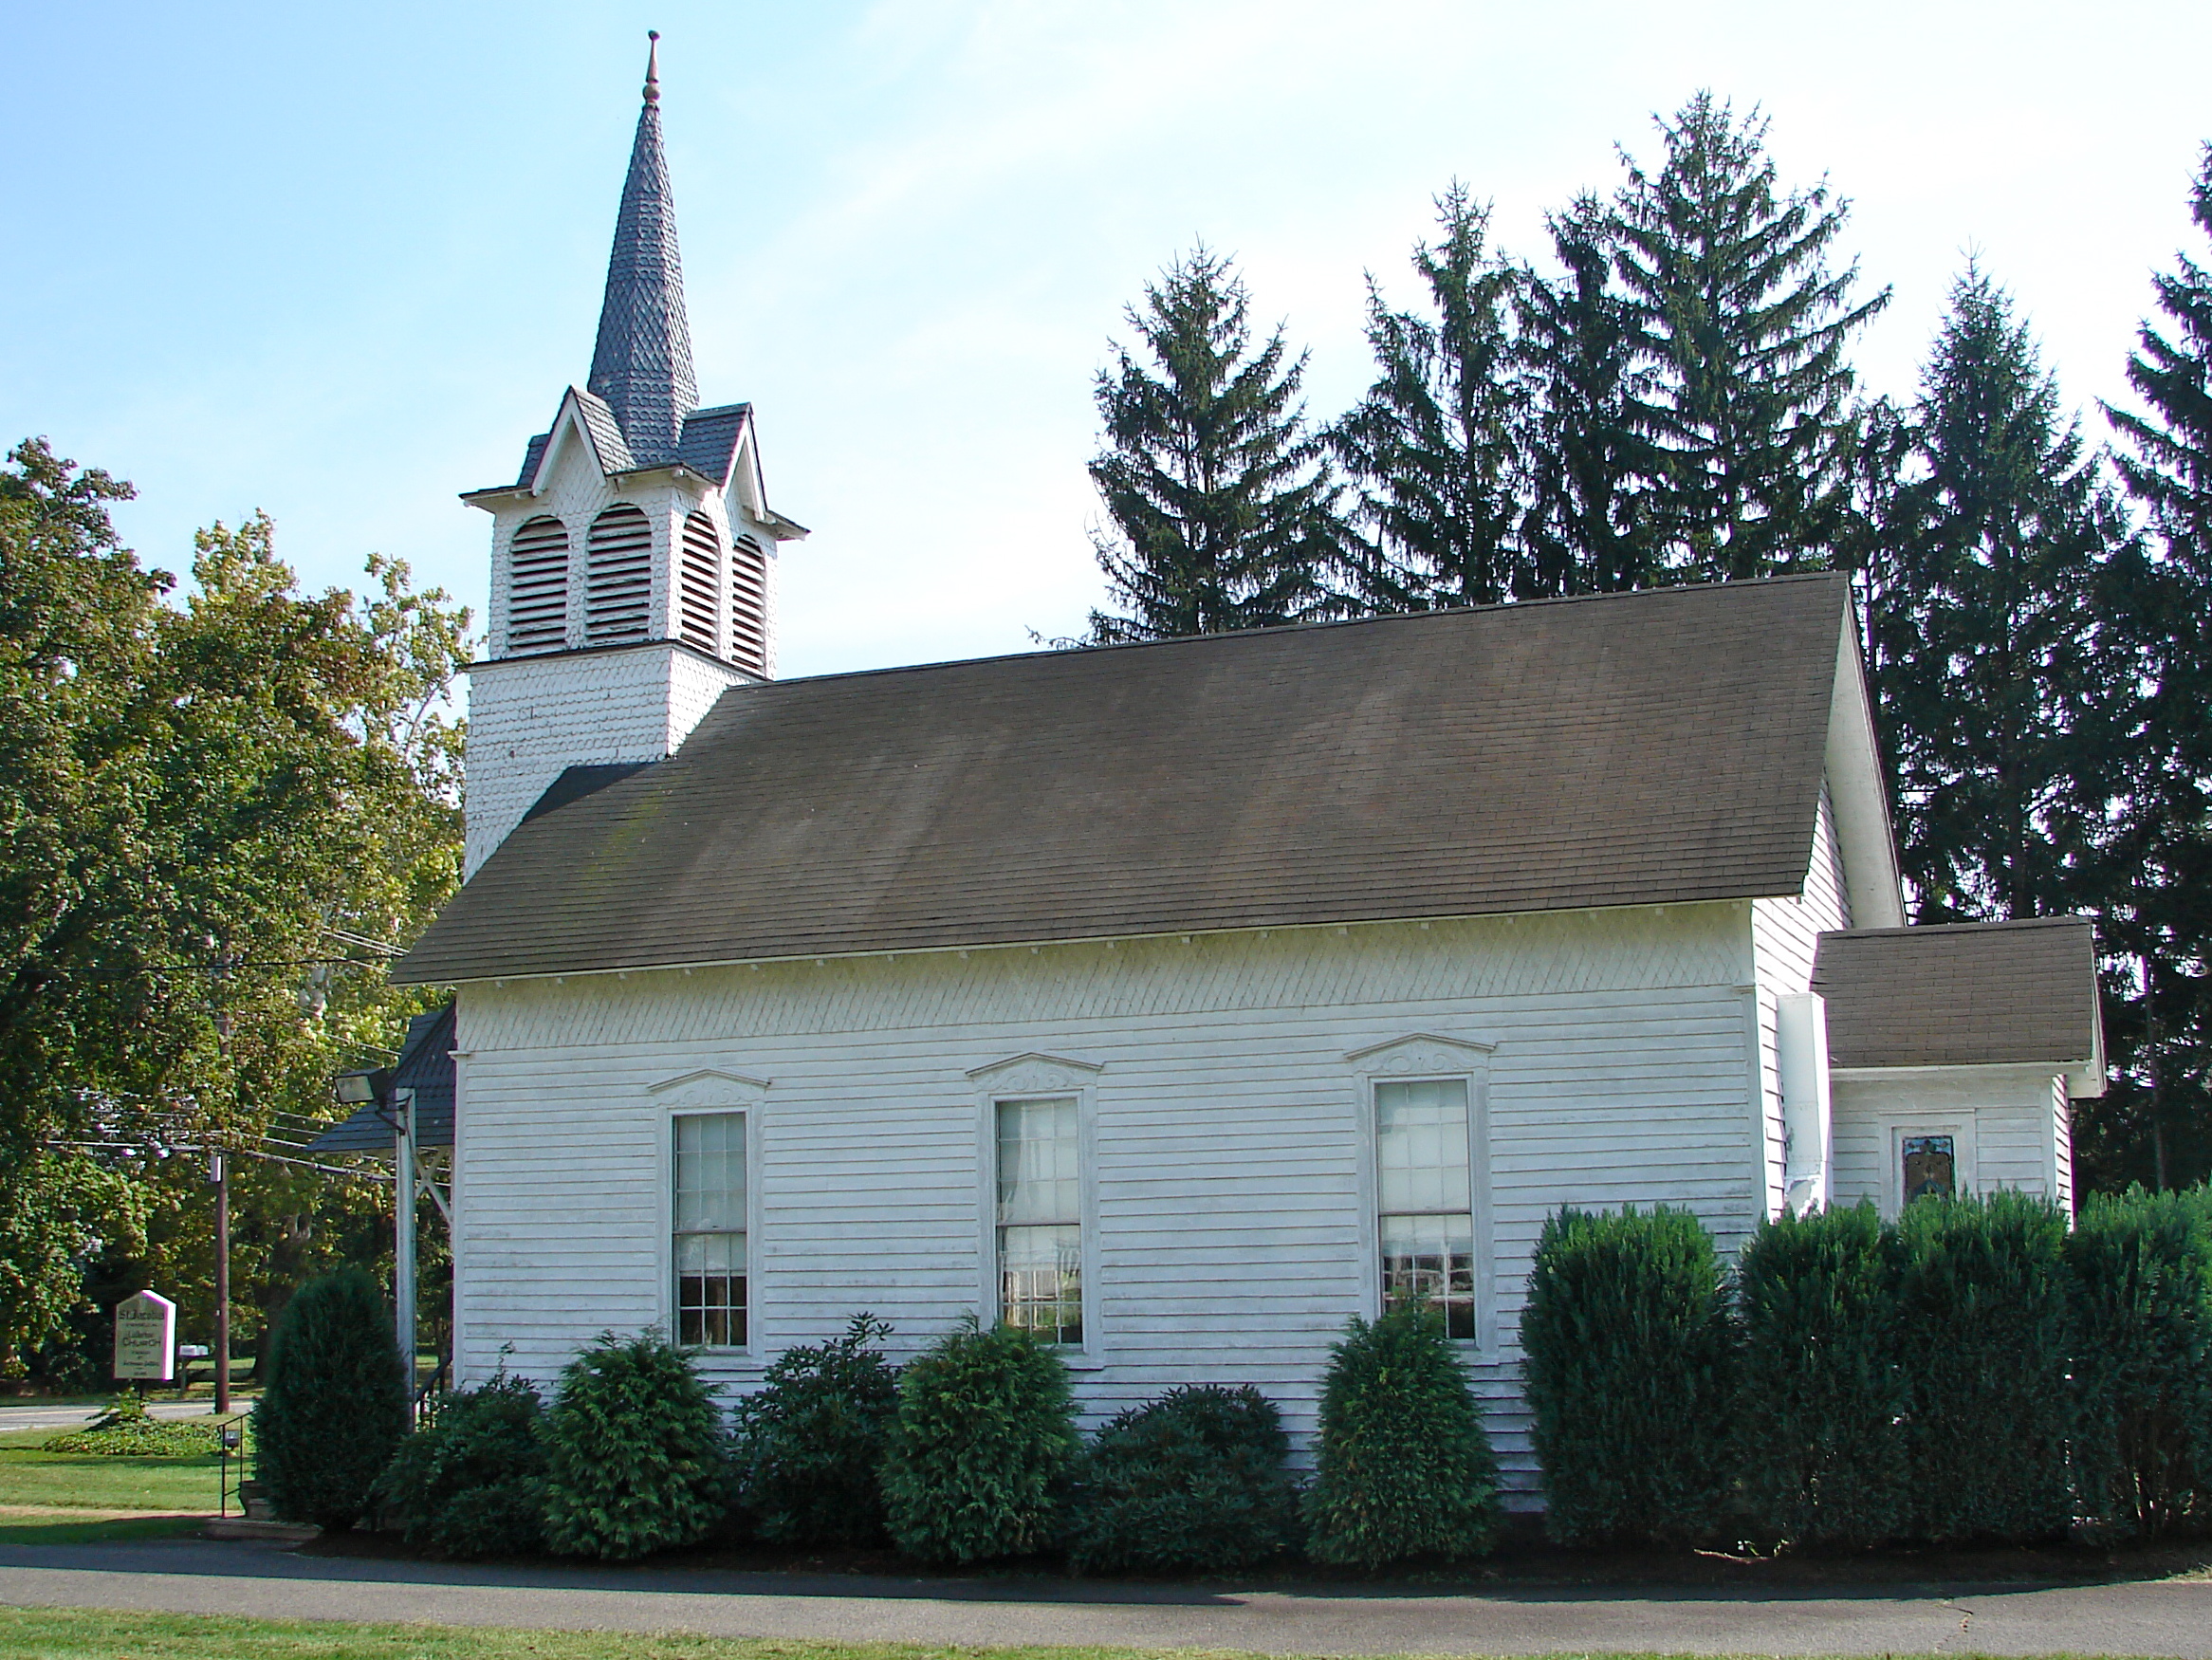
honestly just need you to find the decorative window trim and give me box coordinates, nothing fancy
[650,1070,768,1361]
[1345,1034,1495,1351]
[1878,1112,1978,1218]
[968,1053,1103,1366]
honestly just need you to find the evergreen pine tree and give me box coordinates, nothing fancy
[1863,268,2123,926]
[2096,146,2212,1190]
[1329,186,1527,611]
[1517,194,1661,595]
[1086,248,1342,643]
[1613,93,1888,581]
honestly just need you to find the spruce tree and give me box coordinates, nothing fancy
[1613,93,1888,581]
[1086,248,1342,643]
[1862,268,2123,927]
[1517,194,1662,595]
[2098,145,2212,1190]
[1329,186,1526,611]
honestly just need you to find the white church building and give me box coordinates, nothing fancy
[395,46,2104,1498]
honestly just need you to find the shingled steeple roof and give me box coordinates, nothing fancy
[586,32,697,465]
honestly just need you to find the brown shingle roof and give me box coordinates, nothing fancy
[396,574,1853,985]
[1812,916,2100,1070]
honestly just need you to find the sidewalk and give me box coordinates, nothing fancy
[1,1538,2208,1656]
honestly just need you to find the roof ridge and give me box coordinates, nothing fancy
[1820,914,2092,940]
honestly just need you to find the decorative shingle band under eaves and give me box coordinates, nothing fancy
[396,574,1852,985]
[1813,915,2099,1069]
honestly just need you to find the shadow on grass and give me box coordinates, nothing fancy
[0,1515,206,1547]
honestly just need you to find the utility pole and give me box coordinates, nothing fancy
[392,1086,417,1399]
[209,1151,230,1414]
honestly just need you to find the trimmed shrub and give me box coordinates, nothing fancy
[881,1319,1080,1563]
[1304,1304,1501,1569]
[2067,1186,2212,1538]
[1733,1202,1908,1547]
[377,1372,549,1558]
[1068,1383,1298,1575]
[45,1393,227,1456]
[730,1314,900,1547]
[542,1332,729,1560]
[1520,1205,1736,1546]
[253,1267,409,1530]
[1895,1190,2072,1544]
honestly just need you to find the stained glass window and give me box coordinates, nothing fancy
[997,1097,1081,1344]
[1377,1078,1477,1339]
[1902,1134,1955,1206]
[673,1112,746,1347]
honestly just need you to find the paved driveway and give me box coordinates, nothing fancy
[2,1539,2208,1656]
[0,1402,236,1434]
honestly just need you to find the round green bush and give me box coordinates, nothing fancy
[1067,1383,1297,1576]
[1519,1204,1735,1547]
[376,1372,549,1558]
[730,1314,900,1546]
[1304,1303,1502,1568]
[542,1332,730,1560]
[252,1267,409,1530]
[880,1319,1080,1563]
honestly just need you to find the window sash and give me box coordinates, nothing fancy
[673,1112,747,1348]
[996,1097,1081,1342]
[1375,1077,1477,1339]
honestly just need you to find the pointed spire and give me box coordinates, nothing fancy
[588,29,697,465]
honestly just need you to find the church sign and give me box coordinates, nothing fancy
[112,1290,176,1382]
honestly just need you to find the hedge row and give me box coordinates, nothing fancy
[267,1291,1503,1572]
[1521,1189,2212,1548]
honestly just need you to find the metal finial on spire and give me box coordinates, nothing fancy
[644,31,661,103]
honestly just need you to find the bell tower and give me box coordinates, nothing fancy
[459,34,806,877]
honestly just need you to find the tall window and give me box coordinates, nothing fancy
[1376,1078,1476,1339]
[585,504,654,644]
[506,516,569,653]
[677,510,721,655]
[728,531,768,675]
[996,1097,1081,1344]
[673,1113,746,1347]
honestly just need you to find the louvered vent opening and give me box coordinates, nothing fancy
[585,505,654,644]
[678,511,722,656]
[507,516,570,653]
[729,532,768,675]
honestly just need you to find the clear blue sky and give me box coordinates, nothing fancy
[4,1,2207,678]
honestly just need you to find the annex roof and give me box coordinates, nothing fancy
[1813,916,2103,1089]
[398,574,1871,985]
[304,1004,456,1155]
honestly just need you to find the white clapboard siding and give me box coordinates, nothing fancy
[1746,782,1852,1213]
[1829,1066,2072,1215]
[452,902,1769,1502]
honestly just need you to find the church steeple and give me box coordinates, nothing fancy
[587,31,697,464]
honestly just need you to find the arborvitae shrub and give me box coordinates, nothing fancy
[1520,1205,1736,1546]
[1895,1190,2073,1544]
[2067,1186,2212,1538]
[542,1332,729,1560]
[376,1372,549,1558]
[880,1320,1080,1563]
[253,1267,409,1530]
[729,1314,900,1547]
[1304,1304,1502,1568]
[1067,1383,1298,1575]
[1733,1202,1908,1547]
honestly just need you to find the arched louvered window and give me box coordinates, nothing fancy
[678,510,722,655]
[585,504,654,644]
[506,515,570,654]
[729,531,768,675]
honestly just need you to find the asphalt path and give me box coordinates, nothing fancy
[1,1540,2208,1656]
[0,1401,235,1433]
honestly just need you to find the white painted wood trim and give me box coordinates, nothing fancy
[654,1070,767,1364]
[1346,1033,1495,1353]
[1877,1114,1978,1219]
[970,1053,1104,1368]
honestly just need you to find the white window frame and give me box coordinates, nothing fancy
[1347,1033,1496,1352]
[649,1069,768,1361]
[968,1052,1103,1365]
[1880,1114,1978,1219]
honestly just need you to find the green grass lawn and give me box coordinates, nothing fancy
[0,1422,237,1543]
